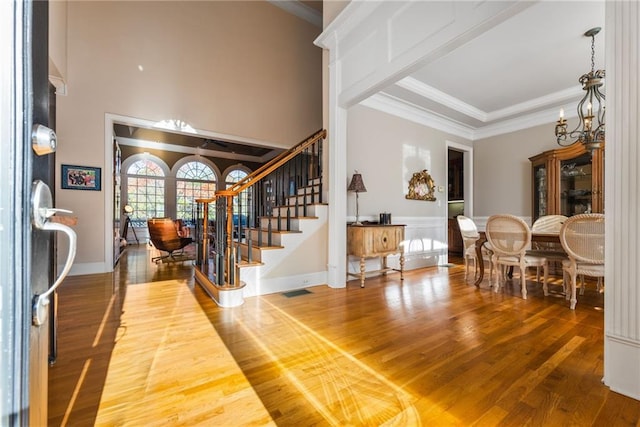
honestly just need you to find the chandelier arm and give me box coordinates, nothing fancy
[554,27,604,153]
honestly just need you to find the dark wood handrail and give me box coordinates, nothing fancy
[226,128,326,195]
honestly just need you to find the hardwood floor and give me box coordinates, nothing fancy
[48,245,640,426]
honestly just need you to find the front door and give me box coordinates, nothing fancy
[0,1,68,424]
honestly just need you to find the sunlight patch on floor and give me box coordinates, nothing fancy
[233,298,459,426]
[93,279,274,426]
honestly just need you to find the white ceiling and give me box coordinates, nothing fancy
[375,1,606,139]
[294,0,605,141]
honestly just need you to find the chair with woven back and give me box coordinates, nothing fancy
[559,213,605,309]
[147,217,194,263]
[485,214,548,299]
[526,214,569,277]
[456,215,493,282]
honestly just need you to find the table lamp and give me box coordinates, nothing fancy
[347,171,367,225]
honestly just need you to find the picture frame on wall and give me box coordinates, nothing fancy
[61,164,102,191]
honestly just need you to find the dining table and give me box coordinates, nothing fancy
[473,231,562,287]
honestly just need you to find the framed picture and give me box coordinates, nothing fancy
[61,164,102,191]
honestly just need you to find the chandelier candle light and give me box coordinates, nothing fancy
[555,27,605,154]
[347,171,367,225]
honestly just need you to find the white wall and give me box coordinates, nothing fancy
[473,122,560,219]
[54,1,322,273]
[346,104,472,270]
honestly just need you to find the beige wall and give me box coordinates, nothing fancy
[55,1,322,270]
[473,122,560,218]
[49,0,67,80]
[347,104,472,219]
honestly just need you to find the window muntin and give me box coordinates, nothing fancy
[226,169,249,227]
[176,161,217,221]
[126,159,165,225]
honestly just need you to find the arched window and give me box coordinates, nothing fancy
[126,159,166,225]
[176,161,217,221]
[225,168,250,228]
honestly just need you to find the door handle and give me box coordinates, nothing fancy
[31,180,77,326]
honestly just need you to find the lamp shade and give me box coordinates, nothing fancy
[347,172,367,193]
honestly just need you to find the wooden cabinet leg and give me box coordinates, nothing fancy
[400,253,405,280]
[359,257,366,288]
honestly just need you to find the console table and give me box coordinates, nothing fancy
[347,224,405,287]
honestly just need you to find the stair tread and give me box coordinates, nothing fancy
[238,242,284,250]
[278,202,327,208]
[238,259,264,267]
[258,216,318,220]
[245,228,303,234]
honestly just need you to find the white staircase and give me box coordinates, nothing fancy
[238,179,328,297]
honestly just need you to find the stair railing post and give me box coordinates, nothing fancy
[303,148,309,217]
[216,195,226,287]
[247,188,253,263]
[317,138,323,203]
[286,159,291,231]
[276,169,282,231]
[226,193,237,286]
[294,154,300,217]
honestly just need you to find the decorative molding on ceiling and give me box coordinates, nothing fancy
[396,76,584,126]
[360,93,475,140]
[267,0,322,28]
[362,91,578,141]
[396,77,486,122]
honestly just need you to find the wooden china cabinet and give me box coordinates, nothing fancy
[529,142,604,222]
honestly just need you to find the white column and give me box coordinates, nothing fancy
[318,31,347,289]
[604,1,640,400]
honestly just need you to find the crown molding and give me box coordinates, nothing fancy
[396,77,486,121]
[487,86,583,121]
[361,91,580,141]
[396,76,584,126]
[361,93,475,140]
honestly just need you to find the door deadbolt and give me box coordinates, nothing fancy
[32,124,57,155]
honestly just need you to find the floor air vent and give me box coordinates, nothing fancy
[282,289,312,298]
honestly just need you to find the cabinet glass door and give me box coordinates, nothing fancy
[560,153,592,216]
[533,164,547,220]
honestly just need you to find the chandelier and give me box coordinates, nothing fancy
[555,27,605,153]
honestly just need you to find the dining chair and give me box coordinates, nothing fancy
[559,213,605,309]
[527,215,569,276]
[531,214,568,234]
[485,214,548,299]
[456,215,493,281]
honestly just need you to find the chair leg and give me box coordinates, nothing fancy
[464,256,469,279]
[471,257,478,280]
[542,263,549,296]
[570,271,578,310]
[520,260,527,299]
[488,259,495,288]
[152,253,171,263]
[493,261,502,293]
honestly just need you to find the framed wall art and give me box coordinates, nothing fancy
[406,169,436,201]
[61,164,102,191]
